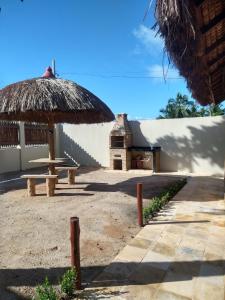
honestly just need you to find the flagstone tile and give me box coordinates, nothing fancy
[193,277,225,300]
[158,231,182,246]
[121,284,158,300]
[165,224,186,235]
[129,263,166,286]
[153,289,191,300]
[142,249,173,271]
[159,270,193,299]
[115,245,148,263]
[136,227,163,242]
[152,241,176,257]
[178,236,206,253]
[198,262,224,286]
[128,237,153,249]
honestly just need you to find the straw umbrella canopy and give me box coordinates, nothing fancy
[0,67,114,171]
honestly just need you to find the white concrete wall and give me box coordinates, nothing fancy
[58,122,114,166]
[59,116,225,176]
[0,121,51,174]
[21,145,49,170]
[0,145,49,174]
[0,147,21,174]
[129,116,225,176]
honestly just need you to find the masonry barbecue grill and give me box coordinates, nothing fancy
[110,113,132,171]
[109,114,161,172]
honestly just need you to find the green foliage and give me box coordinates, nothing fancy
[143,179,187,222]
[35,277,57,300]
[60,267,77,296]
[158,93,225,119]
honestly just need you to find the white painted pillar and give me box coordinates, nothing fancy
[18,122,26,170]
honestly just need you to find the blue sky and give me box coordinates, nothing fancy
[0,0,192,119]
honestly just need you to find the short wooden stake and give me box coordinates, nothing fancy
[137,183,143,227]
[70,217,81,290]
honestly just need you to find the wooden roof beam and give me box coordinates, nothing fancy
[205,35,225,54]
[210,62,225,77]
[208,50,225,67]
[201,10,225,34]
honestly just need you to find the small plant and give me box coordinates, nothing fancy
[60,267,77,296]
[35,277,57,300]
[143,178,187,222]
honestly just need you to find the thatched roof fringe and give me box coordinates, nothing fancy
[155,0,225,105]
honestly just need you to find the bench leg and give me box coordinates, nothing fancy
[68,170,75,185]
[27,178,36,196]
[46,178,55,197]
[55,170,59,184]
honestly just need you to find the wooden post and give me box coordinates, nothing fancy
[27,178,35,196]
[48,123,55,175]
[68,169,75,185]
[137,183,143,227]
[70,217,81,290]
[46,178,55,197]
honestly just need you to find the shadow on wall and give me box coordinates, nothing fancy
[130,119,225,175]
[58,125,101,167]
[156,120,225,174]
[130,121,150,147]
[130,121,178,171]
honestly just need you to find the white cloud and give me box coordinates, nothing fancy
[133,25,164,54]
[147,64,180,82]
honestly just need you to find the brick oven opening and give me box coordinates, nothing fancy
[111,136,124,148]
[113,159,122,170]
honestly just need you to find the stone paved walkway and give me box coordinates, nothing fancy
[81,176,225,299]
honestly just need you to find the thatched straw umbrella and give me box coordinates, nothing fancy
[0,67,114,172]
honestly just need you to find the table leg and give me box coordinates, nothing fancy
[68,170,75,185]
[49,164,55,175]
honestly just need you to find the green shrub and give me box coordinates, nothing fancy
[143,178,187,223]
[35,277,57,300]
[60,267,77,296]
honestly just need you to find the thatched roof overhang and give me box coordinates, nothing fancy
[0,77,114,124]
[155,0,225,105]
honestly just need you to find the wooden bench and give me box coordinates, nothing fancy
[55,166,78,184]
[21,174,58,197]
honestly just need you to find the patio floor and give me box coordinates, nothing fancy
[82,176,225,300]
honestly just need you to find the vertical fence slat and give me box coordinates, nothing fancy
[0,121,19,147]
[0,122,49,147]
[24,123,48,145]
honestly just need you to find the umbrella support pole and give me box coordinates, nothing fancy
[48,123,55,175]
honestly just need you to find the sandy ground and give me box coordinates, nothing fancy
[0,167,183,299]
